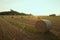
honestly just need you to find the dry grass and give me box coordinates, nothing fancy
[0,15,60,40]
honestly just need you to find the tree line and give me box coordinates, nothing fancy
[0,10,32,16]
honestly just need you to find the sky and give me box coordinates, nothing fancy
[0,0,60,16]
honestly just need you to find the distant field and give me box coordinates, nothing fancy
[0,15,60,40]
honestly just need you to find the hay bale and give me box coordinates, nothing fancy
[41,19,52,30]
[35,19,52,33]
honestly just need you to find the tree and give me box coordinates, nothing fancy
[49,14,56,16]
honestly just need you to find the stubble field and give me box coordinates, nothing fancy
[0,15,60,40]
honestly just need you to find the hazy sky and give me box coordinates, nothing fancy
[0,0,60,15]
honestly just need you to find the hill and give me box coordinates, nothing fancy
[0,10,32,16]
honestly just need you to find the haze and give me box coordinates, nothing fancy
[0,0,60,15]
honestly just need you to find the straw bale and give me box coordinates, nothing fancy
[35,19,52,33]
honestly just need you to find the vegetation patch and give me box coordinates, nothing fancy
[1,17,37,33]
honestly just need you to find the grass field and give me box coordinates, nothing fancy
[0,15,60,40]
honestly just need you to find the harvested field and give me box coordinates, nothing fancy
[0,15,60,40]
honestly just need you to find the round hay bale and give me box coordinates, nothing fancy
[35,19,52,33]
